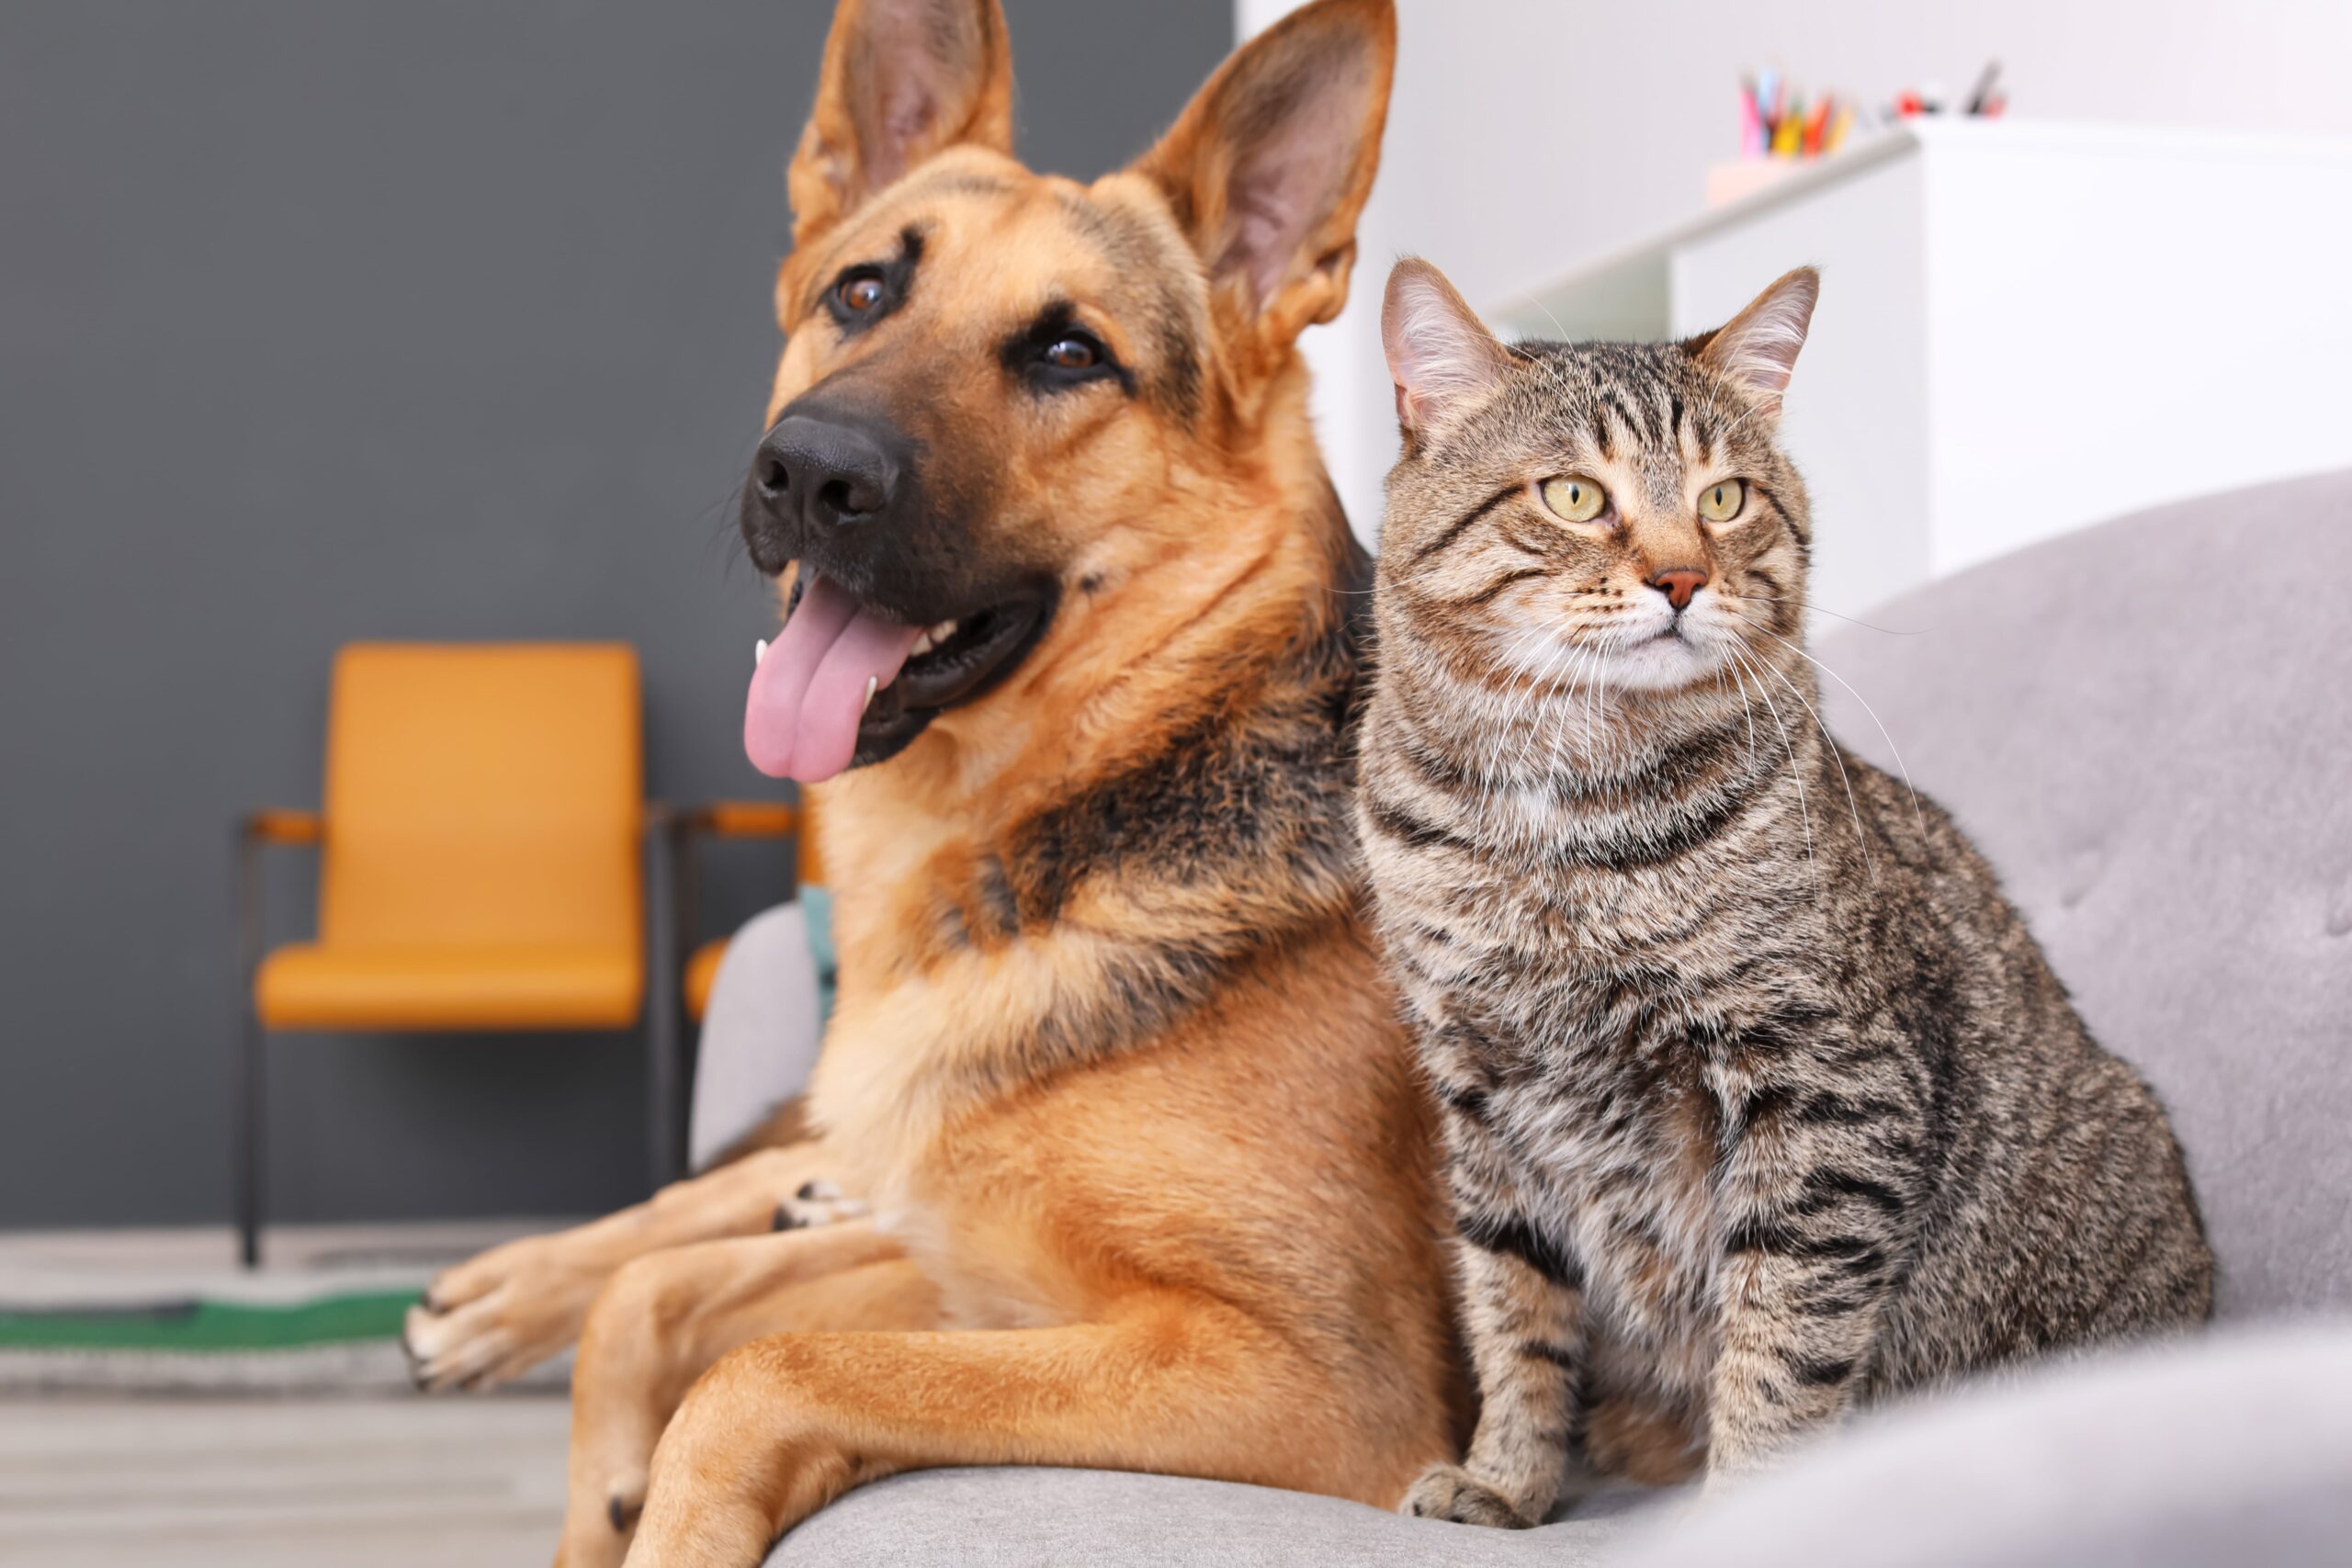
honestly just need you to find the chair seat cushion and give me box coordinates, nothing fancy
[254,942,641,1031]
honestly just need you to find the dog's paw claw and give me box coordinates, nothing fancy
[399,1280,546,1393]
[602,1470,650,1537]
[773,1182,869,1232]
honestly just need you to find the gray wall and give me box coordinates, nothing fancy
[0,2,1233,1229]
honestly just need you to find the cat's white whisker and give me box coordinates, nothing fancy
[1485,623,1559,765]
[1555,642,1600,770]
[1736,594,1921,638]
[1731,644,1818,898]
[1724,654,1762,777]
[1583,643,1611,757]
[1748,646,1872,874]
[1514,290,1570,343]
[1734,615,1925,832]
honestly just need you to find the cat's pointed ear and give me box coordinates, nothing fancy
[1383,258,1513,434]
[1694,267,1819,416]
[786,0,1014,248]
[1128,0,1396,351]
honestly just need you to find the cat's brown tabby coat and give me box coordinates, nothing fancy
[1359,258,2213,1527]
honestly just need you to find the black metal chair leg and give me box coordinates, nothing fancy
[234,823,266,1269]
[239,1007,266,1269]
[645,811,684,1190]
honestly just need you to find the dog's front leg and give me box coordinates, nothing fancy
[404,1140,838,1392]
[621,1296,1386,1568]
[552,1224,935,1568]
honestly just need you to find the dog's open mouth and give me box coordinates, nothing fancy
[744,570,1052,783]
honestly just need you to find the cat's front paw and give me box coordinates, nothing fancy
[1400,1462,1535,1529]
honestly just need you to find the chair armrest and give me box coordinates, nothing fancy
[684,800,798,839]
[667,800,810,969]
[243,809,322,846]
[235,810,322,994]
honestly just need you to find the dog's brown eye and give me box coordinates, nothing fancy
[1015,323,1119,391]
[836,275,885,312]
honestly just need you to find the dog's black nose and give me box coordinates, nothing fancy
[753,414,899,531]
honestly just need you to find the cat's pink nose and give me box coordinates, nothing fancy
[1649,569,1709,611]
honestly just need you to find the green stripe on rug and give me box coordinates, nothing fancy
[0,1292,417,1351]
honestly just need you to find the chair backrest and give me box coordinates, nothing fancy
[1816,469,2352,1322]
[318,643,643,953]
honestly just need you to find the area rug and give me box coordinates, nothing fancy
[0,1228,571,1395]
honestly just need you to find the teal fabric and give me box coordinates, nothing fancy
[799,882,837,1022]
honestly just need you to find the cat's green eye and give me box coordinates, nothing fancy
[1538,475,1608,525]
[1697,479,1746,524]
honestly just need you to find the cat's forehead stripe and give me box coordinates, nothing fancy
[1510,341,1745,466]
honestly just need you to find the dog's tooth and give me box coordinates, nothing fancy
[932,619,957,641]
[862,675,878,714]
[755,638,769,668]
[910,632,933,658]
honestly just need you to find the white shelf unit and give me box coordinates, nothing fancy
[1493,120,2352,615]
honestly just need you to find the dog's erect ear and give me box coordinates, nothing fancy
[1383,258,1513,436]
[1130,0,1396,350]
[1692,267,1820,420]
[787,0,1014,246]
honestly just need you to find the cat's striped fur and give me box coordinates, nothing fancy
[1361,261,2212,1527]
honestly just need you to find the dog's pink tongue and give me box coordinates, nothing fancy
[744,573,924,783]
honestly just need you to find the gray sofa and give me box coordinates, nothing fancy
[745,469,2352,1564]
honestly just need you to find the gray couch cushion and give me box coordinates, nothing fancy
[1814,468,2352,1320]
[770,1463,1660,1566]
[768,1321,2352,1565]
[1611,1318,2352,1568]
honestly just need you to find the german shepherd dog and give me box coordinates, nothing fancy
[401,2,1461,1562]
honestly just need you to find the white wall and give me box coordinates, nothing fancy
[1240,0,2352,547]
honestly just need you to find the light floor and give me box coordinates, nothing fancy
[2,1394,572,1567]
[0,1222,580,1567]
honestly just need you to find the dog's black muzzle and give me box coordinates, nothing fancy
[737,394,1059,769]
[740,401,915,578]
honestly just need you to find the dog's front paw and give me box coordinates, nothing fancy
[771,1179,870,1232]
[1400,1462,1535,1529]
[403,1234,594,1392]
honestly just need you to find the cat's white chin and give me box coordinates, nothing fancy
[1589,631,1722,694]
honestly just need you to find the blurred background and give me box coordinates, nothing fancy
[1,1,1232,1235]
[8,0,2349,1243]
[3,3,2350,1562]
[1260,0,2352,587]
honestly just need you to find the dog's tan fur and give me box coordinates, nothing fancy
[401,4,1465,1562]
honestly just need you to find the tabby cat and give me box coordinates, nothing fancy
[1359,258,2213,1527]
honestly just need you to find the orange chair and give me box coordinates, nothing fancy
[236,643,674,1268]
